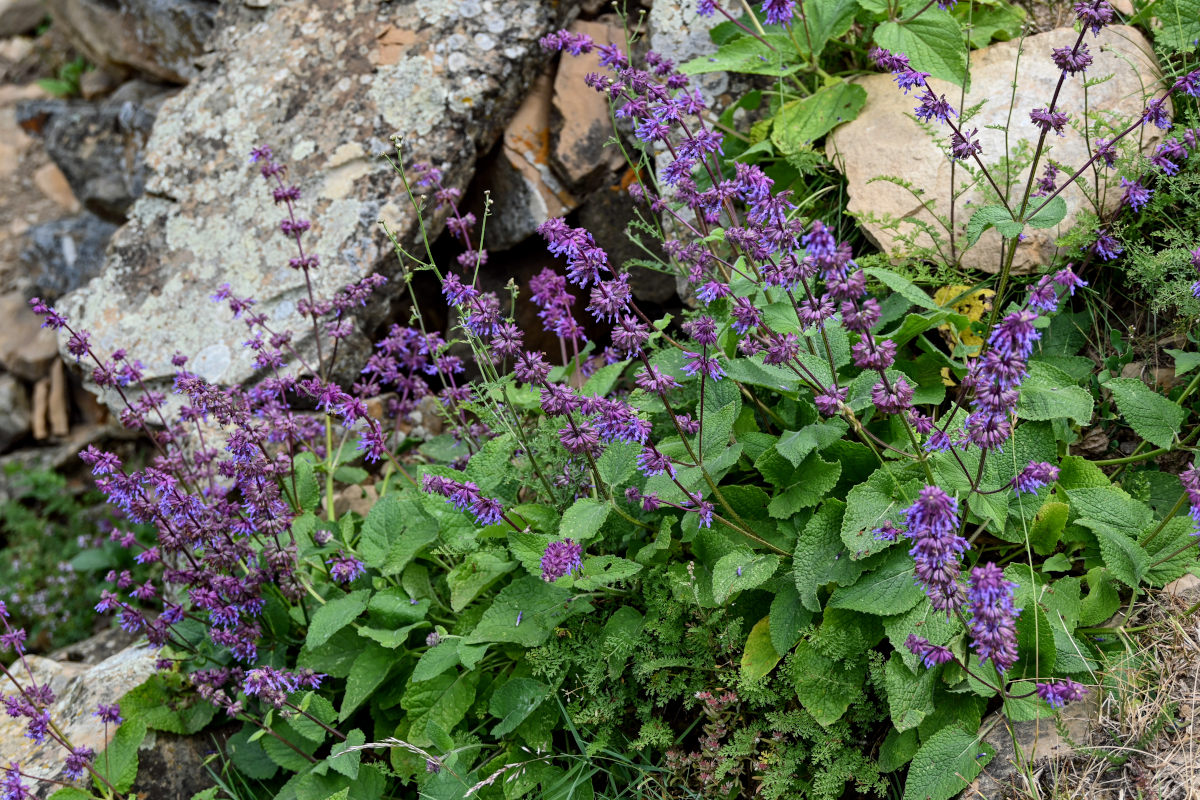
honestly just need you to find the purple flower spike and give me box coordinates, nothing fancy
[1036,679,1087,708]
[94,703,123,725]
[905,486,968,614]
[761,0,796,25]
[1120,177,1153,211]
[966,563,1021,673]
[326,552,366,584]
[541,539,584,582]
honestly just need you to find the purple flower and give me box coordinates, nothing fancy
[989,310,1041,360]
[681,352,725,381]
[541,539,584,582]
[326,552,366,584]
[94,703,123,724]
[1030,107,1070,136]
[1073,0,1112,34]
[1094,138,1118,168]
[871,377,914,414]
[637,447,676,478]
[1012,461,1060,494]
[696,501,714,528]
[950,128,982,160]
[1142,97,1172,130]
[874,521,904,542]
[1120,177,1152,211]
[1036,679,1088,708]
[513,351,551,384]
[1173,69,1200,97]
[906,634,955,668]
[905,486,968,613]
[1051,42,1092,74]
[869,47,910,73]
[966,563,1020,672]
[697,0,718,15]
[1090,229,1123,261]
[761,0,795,25]
[895,68,930,94]
[684,316,719,346]
[814,385,848,416]
[1,763,31,800]
[63,747,94,781]
[1033,163,1059,197]
[915,90,956,124]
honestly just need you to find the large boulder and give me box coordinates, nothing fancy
[0,371,30,450]
[826,25,1167,273]
[59,0,576,397]
[21,213,120,300]
[0,291,59,381]
[43,0,218,84]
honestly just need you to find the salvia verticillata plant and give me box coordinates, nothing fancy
[3,1,1199,799]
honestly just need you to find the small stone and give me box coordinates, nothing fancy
[0,292,60,380]
[0,0,45,37]
[0,35,34,62]
[30,375,48,439]
[78,67,125,100]
[48,357,69,435]
[0,372,31,451]
[551,20,626,192]
[32,162,81,212]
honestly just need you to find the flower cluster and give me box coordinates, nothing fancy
[422,474,506,526]
[966,563,1020,672]
[904,486,969,613]
[540,538,584,582]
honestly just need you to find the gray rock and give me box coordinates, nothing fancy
[21,213,119,300]
[826,25,1167,273]
[43,0,217,84]
[0,372,31,451]
[0,0,45,37]
[649,0,730,100]
[17,81,173,222]
[59,0,576,401]
[0,643,158,797]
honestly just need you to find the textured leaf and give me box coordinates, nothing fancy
[340,644,394,721]
[770,583,811,655]
[804,0,860,58]
[742,616,782,681]
[884,652,936,731]
[841,468,913,559]
[597,441,639,487]
[679,32,802,77]
[359,495,440,577]
[712,552,781,604]
[225,726,278,780]
[700,378,741,460]
[767,453,842,518]
[1149,0,1200,50]
[560,498,609,541]
[875,10,968,87]
[902,725,994,800]
[400,669,479,747]
[447,551,517,612]
[92,718,147,794]
[327,729,366,779]
[774,420,849,467]
[1017,362,1093,425]
[795,500,864,612]
[1027,195,1067,229]
[1166,348,1200,377]
[1067,486,1154,532]
[465,577,580,647]
[291,693,336,743]
[292,454,320,513]
[490,677,549,737]
[1105,377,1186,450]
[1078,567,1121,626]
[306,590,370,649]
[883,596,964,674]
[864,267,938,310]
[1140,516,1197,586]
[772,82,867,151]
[119,673,214,735]
[827,547,925,616]
[572,555,642,590]
[412,641,461,683]
[788,639,865,727]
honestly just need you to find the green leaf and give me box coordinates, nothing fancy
[712,552,781,604]
[327,729,366,779]
[1077,519,1149,588]
[884,652,936,731]
[291,693,336,743]
[293,455,321,513]
[572,555,643,590]
[1166,348,1200,377]
[1078,567,1121,626]
[1028,501,1069,556]
[864,267,938,310]
[447,551,517,612]
[1140,516,1197,586]
[678,33,802,77]
[582,359,628,398]
[1148,0,1200,50]
[341,644,395,720]
[226,726,278,780]
[771,82,867,151]
[883,597,964,673]
[601,606,644,678]
[490,677,550,737]
[1067,486,1153,531]
[1026,195,1067,229]
[1017,361,1094,425]
[774,420,849,467]
[804,0,861,58]
[49,789,95,800]
[400,669,479,747]
[827,547,925,616]
[1057,455,1109,490]
[560,498,609,542]
[966,205,1023,246]
[902,725,994,800]
[770,583,811,655]
[306,590,371,650]
[787,639,866,727]
[742,616,783,681]
[413,641,461,683]
[358,494,439,574]
[795,500,865,612]
[767,452,842,518]
[841,468,913,559]
[597,441,639,487]
[465,577,581,647]
[700,379,741,460]
[1104,377,1186,450]
[119,673,215,735]
[879,728,919,773]
[874,10,968,86]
